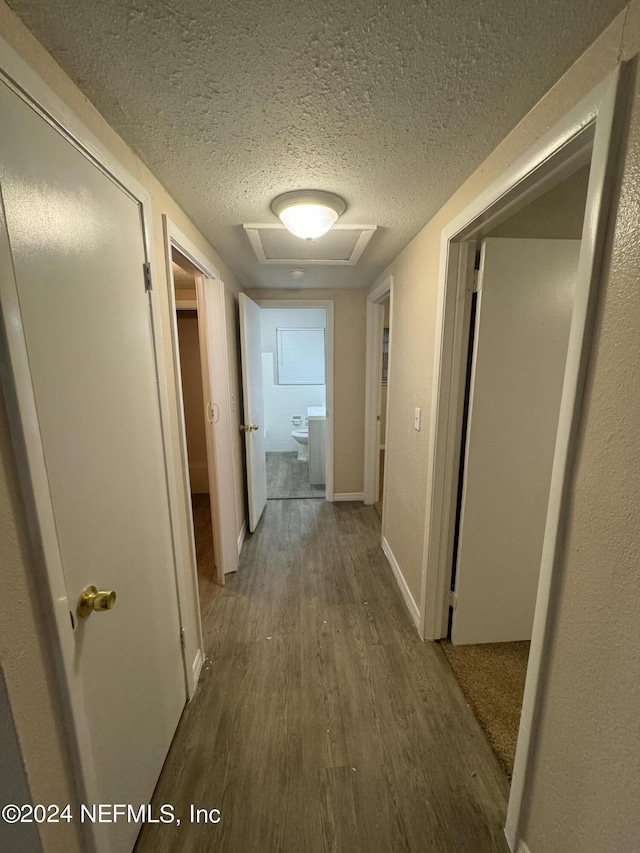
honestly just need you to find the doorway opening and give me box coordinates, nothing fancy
[239,294,334,532]
[172,249,221,618]
[440,164,592,779]
[164,216,239,695]
[261,307,328,500]
[374,297,390,520]
[364,275,393,515]
[419,68,626,850]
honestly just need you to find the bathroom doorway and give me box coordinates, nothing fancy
[238,295,334,529]
[260,306,328,500]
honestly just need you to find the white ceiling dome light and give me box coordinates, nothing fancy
[271,190,346,240]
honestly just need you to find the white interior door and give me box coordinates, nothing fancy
[198,277,238,576]
[0,83,185,852]
[452,238,581,645]
[239,293,267,531]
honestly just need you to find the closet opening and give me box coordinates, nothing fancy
[172,248,220,617]
[440,163,592,778]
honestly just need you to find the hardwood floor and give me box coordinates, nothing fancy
[191,493,222,616]
[266,451,325,499]
[136,501,509,853]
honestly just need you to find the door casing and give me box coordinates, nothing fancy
[418,65,630,851]
[363,276,393,511]
[163,216,241,620]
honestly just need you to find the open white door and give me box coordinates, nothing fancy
[197,277,239,576]
[239,293,267,531]
[452,238,581,645]
[0,81,185,852]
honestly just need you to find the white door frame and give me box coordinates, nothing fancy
[418,66,628,851]
[163,217,240,595]
[363,275,393,509]
[0,35,197,853]
[253,299,335,502]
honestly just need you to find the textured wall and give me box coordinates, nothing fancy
[247,289,367,495]
[373,3,640,849]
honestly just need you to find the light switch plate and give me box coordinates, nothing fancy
[414,407,421,431]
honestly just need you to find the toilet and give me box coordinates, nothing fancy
[291,428,309,461]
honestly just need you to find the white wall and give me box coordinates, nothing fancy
[260,308,326,452]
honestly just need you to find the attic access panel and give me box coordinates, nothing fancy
[243,224,376,266]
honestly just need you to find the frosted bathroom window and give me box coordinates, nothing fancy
[276,328,325,385]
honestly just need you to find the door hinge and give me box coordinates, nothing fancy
[143,261,153,292]
[472,268,481,293]
[448,590,458,610]
[180,629,186,651]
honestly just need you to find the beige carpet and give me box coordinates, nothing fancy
[440,639,530,778]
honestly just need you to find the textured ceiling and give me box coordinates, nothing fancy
[8,0,626,289]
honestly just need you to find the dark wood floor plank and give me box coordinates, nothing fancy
[135,500,509,853]
[266,451,326,499]
[191,493,222,618]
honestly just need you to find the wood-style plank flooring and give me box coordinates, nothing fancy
[267,451,325,499]
[191,493,222,616]
[136,500,509,853]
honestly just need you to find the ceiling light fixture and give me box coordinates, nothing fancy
[271,190,346,240]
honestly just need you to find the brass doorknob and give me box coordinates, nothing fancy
[239,423,259,431]
[77,585,117,618]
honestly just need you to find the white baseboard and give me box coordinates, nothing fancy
[191,648,204,695]
[236,518,247,557]
[333,492,365,502]
[381,536,421,632]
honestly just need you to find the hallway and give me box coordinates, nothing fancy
[136,501,509,853]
